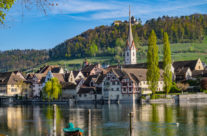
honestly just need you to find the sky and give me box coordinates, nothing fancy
[1,0,207,51]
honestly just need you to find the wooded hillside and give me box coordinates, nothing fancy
[1,14,207,72]
[49,14,207,59]
[0,49,49,72]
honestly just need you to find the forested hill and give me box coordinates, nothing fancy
[0,49,49,72]
[49,14,207,59]
[1,14,207,72]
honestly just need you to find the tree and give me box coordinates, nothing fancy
[89,42,98,57]
[0,0,15,24]
[115,38,125,48]
[43,77,62,100]
[176,83,189,94]
[163,32,172,95]
[147,30,160,98]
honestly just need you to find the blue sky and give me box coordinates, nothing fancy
[1,0,207,51]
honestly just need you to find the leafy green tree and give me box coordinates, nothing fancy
[0,0,15,24]
[43,77,62,100]
[163,32,172,95]
[147,30,160,98]
[89,42,98,57]
[115,38,125,48]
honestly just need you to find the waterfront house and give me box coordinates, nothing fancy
[121,68,164,95]
[0,72,27,97]
[76,86,102,102]
[173,58,204,81]
[28,73,45,97]
[102,69,122,101]
[61,78,85,99]
[101,68,164,102]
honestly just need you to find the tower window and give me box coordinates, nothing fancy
[127,52,129,56]
[133,52,135,56]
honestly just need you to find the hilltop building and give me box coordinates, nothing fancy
[125,7,137,65]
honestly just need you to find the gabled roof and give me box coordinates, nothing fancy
[0,72,13,85]
[61,82,76,90]
[36,65,63,74]
[122,62,164,69]
[0,72,25,85]
[175,67,190,76]
[81,64,96,73]
[52,73,65,82]
[122,68,164,82]
[96,74,106,84]
[173,60,198,71]
[83,75,98,86]
[34,74,46,83]
[192,70,207,77]
[73,71,80,78]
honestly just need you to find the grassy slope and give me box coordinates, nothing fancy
[27,37,207,72]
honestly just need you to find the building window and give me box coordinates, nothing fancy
[117,88,119,91]
[11,88,17,92]
[111,88,114,91]
[133,52,135,56]
[129,88,132,92]
[127,52,129,56]
[112,82,115,85]
[79,94,81,97]
[84,94,87,97]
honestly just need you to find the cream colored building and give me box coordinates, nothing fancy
[0,72,28,97]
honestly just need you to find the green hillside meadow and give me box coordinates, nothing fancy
[27,36,207,72]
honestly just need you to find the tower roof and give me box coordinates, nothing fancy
[126,6,136,49]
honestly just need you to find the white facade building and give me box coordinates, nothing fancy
[102,70,122,101]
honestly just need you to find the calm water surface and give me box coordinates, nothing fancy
[0,103,207,136]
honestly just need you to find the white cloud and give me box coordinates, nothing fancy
[7,0,207,21]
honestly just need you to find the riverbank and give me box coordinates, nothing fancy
[1,93,207,105]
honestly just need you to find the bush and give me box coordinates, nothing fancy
[170,82,180,93]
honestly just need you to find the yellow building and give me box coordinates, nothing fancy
[0,72,29,97]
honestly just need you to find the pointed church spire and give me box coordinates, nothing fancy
[125,5,137,65]
[128,5,134,48]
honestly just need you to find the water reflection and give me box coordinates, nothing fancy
[0,103,207,136]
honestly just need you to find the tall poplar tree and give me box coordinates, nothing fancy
[147,30,160,98]
[163,32,172,95]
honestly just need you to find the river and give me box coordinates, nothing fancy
[0,103,207,136]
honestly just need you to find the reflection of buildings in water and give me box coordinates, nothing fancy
[68,109,85,131]
[33,106,43,135]
[139,105,152,122]
[7,106,23,135]
[157,105,165,122]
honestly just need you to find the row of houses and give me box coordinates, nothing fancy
[0,58,206,102]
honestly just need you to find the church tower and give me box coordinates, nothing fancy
[125,6,137,65]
